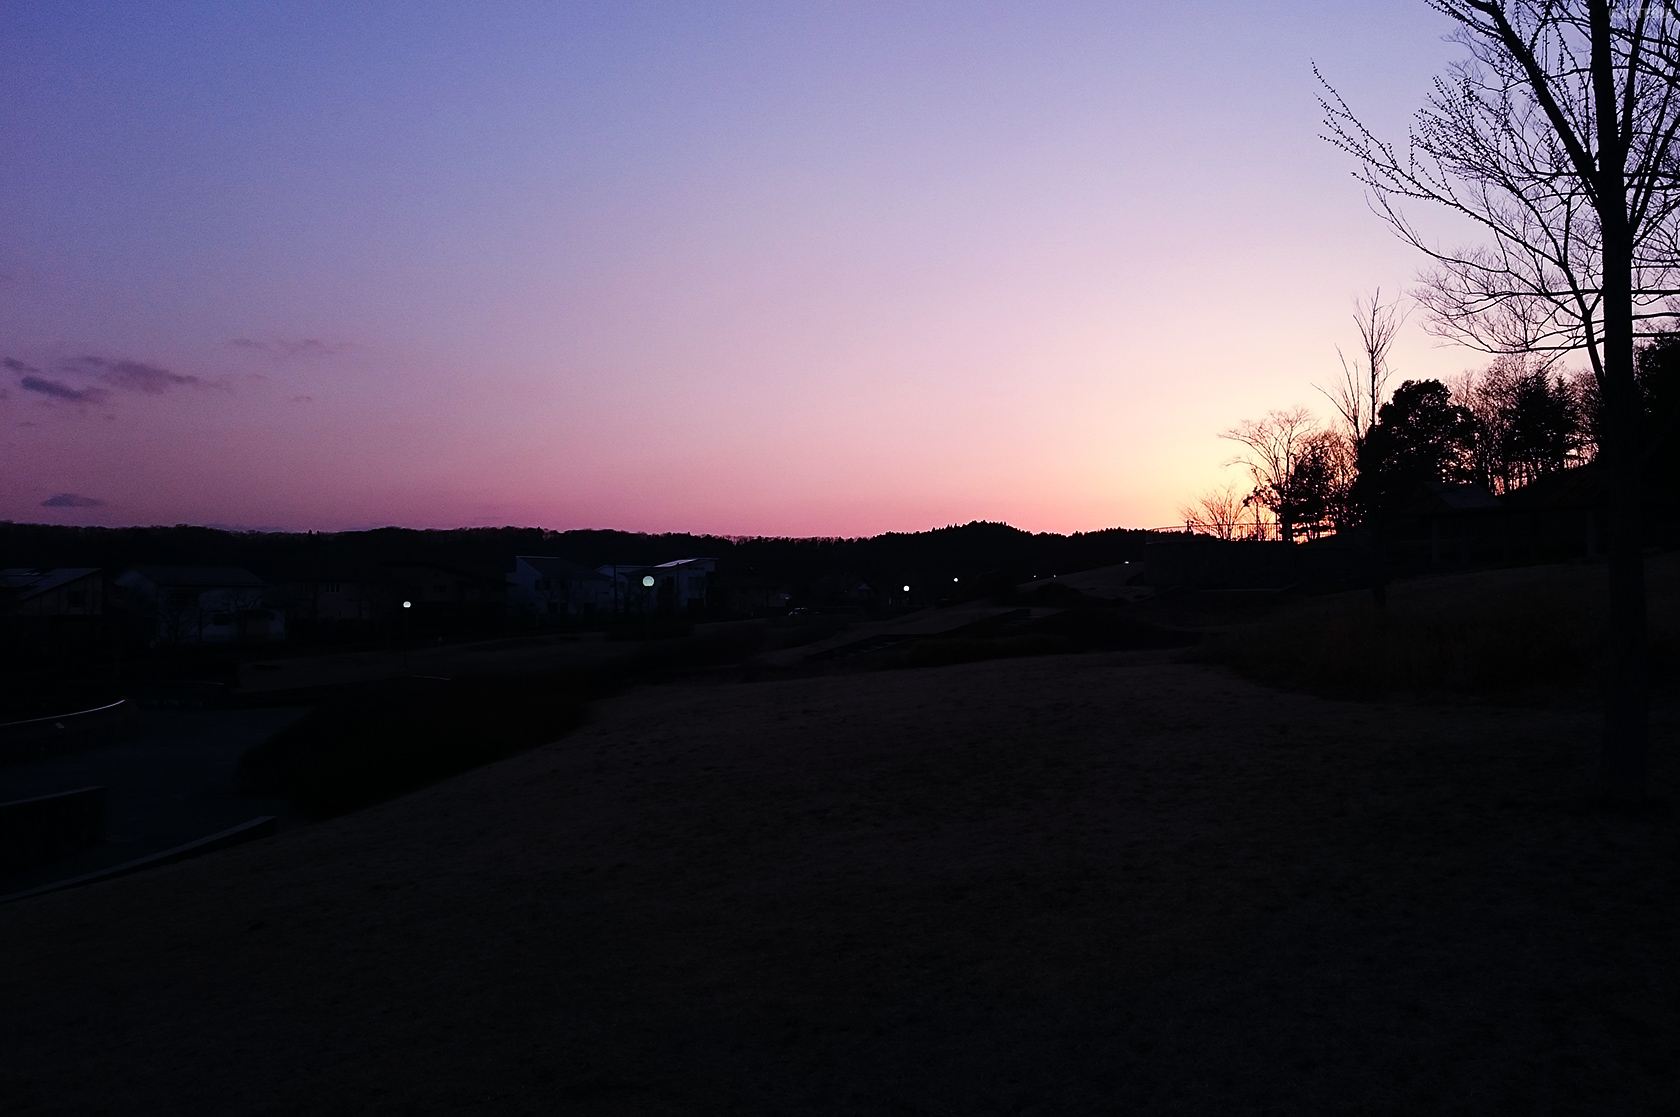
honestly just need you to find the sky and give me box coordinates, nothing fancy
[0,1,1498,536]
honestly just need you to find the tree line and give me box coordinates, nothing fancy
[1188,303,1680,545]
[1183,291,1645,542]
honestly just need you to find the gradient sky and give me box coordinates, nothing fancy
[1,1,1498,536]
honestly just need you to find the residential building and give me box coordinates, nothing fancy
[0,568,104,617]
[384,561,507,621]
[266,565,403,630]
[597,558,716,615]
[114,566,285,644]
[507,556,615,619]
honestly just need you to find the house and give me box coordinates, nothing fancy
[507,556,615,619]
[1383,471,1604,569]
[0,568,104,617]
[384,561,507,621]
[0,567,115,666]
[710,572,794,615]
[1497,463,1605,560]
[114,566,285,645]
[597,558,716,615]
[265,564,403,630]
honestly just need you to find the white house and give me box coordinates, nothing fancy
[507,556,615,619]
[115,566,285,645]
[597,557,716,615]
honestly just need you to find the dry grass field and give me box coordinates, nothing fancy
[1,566,1677,1114]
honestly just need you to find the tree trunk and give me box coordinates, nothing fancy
[1593,0,1647,803]
[1599,256,1647,803]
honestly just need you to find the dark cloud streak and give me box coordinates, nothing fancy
[41,493,105,507]
[7,353,220,410]
[19,375,108,403]
[61,355,205,394]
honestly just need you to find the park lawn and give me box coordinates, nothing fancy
[0,642,1675,1114]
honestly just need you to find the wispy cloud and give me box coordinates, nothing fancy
[41,492,105,508]
[19,374,109,404]
[7,353,222,411]
[231,337,354,358]
[61,355,206,394]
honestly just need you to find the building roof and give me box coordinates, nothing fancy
[1431,483,1502,511]
[1500,462,1606,510]
[383,559,504,582]
[260,562,398,585]
[0,568,100,601]
[514,555,611,582]
[121,565,267,588]
[1395,482,1501,516]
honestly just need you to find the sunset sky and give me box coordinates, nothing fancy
[1,1,1497,536]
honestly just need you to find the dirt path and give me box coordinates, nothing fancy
[1,653,1675,1115]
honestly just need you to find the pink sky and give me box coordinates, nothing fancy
[1,2,1497,536]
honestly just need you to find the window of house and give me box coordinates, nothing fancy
[324,582,341,594]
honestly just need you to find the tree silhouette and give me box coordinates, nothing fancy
[1320,289,1407,449]
[1180,485,1246,540]
[1222,409,1352,541]
[1222,407,1322,542]
[1456,356,1586,491]
[1352,379,1477,518]
[1321,1,1680,800]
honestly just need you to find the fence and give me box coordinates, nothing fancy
[0,700,134,765]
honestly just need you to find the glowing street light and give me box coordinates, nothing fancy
[642,575,655,587]
[402,601,412,609]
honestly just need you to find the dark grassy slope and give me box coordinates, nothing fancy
[1198,552,1680,703]
[1,652,1676,1115]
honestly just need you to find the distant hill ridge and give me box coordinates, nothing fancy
[0,519,1159,584]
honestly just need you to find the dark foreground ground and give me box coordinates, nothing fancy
[0,707,309,895]
[1,651,1675,1115]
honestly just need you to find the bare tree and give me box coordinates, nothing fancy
[1222,406,1322,542]
[1453,354,1588,491]
[1296,428,1359,536]
[1320,289,1408,447]
[1321,1,1680,801]
[1181,485,1246,539]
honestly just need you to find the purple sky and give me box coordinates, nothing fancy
[1,1,1490,535]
